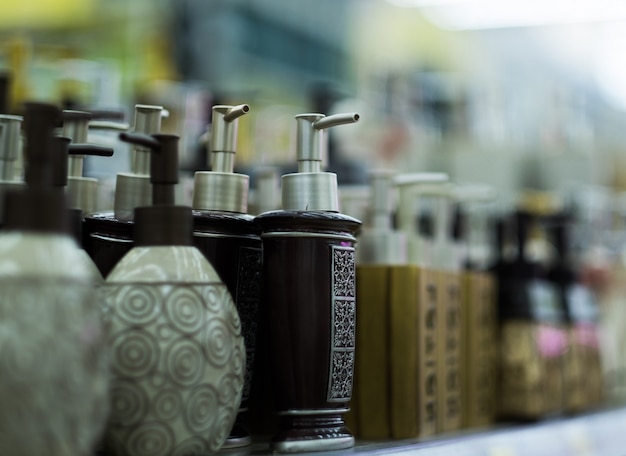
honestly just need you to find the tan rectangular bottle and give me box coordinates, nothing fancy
[436,270,462,433]
[351,265,392,439]
[389,265,437,439]
[461,271,497,428]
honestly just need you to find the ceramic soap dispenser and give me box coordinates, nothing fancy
[0,102,109,456]
[191,103,261,448]
[255,112,360,453]
[83,104,163,276]
[0,113,23,226]
[101,131,245,456]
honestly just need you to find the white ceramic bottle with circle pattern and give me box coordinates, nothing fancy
[0,102,110,456]
[101,132,245,456]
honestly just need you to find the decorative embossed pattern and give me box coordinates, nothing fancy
[328,246,356,402]
[102,283,245,454]
[0,280,109,456]
[332,249,356,298]
[235,247,262,403]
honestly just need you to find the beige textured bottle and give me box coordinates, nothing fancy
[0,102,109,455]
[101,132,245,455]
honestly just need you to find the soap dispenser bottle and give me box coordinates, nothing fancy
[547,213,603,412]
[0,102,109,456]
[427,183,463,433]
[255,112,360,453]
[101,131,245,456]
[454,185,498,429]
[191,104,261,448]
[351,169,407,440]
[390,172,448,439]
[0,113,23,226]
[83,104,163,276]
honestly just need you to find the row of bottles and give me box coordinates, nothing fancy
[0,73,613,454]
[348,174,605,440]
[0,83,363,454]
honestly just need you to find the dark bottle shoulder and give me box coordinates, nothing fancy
[255,210,361,235]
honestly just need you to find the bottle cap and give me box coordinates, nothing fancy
[282,112,359,211]
[193,104,250,213]
[119,132,192,247]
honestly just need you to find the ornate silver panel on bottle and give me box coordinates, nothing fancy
[328,246,356,403]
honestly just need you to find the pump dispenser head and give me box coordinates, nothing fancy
[61,110,115,214]
[119,132,192,247]
[454,184,497,270]
[393,172,449,266]
[282,112,359,211]
[192,104,251,213]
[4,102,67,233]
[357,169,407,265]
[114,104,163,221]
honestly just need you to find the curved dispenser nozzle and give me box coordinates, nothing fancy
[393,172,448,266]
[193,104,251,213]
[358,169,407,265]
[119,131,191,246]
[282,112,360,211]
[114,104,163,221]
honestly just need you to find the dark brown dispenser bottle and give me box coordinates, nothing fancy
[191,104,261,448]
[83,105,162,276]
[255,112,360,453]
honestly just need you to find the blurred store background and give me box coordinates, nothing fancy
[3,0,626,197]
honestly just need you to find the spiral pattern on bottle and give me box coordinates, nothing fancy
[110,379,149,426]
[203,318,233,368]
[183,384,219,434]
[126,421,174,456]
[164,287,204,334]
[201,285,229,314]
[217,372,243,407]
[172,436,206,456]
[165,338,204,387]
[208,404,237,452]
[152,387,183,421]
[114,285,161,326]
[111,329,159,378]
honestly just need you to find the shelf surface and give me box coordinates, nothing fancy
[233,407,626,456]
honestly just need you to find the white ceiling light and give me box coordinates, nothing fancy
[386,0,626,30]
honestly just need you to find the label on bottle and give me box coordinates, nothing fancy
[327,245,356,402]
